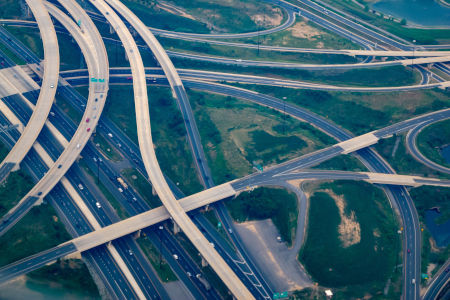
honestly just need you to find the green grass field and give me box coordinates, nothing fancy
[0,203,71,267]
[0,0,22,19]
[227,187,298,246]
[189,89,336,184]
[300,181,400,299]
[417,119,450,169]
[27,259,100,298]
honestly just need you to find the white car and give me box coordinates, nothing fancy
[173,254,178,260]
[96,202,101,208]
[78,184,84,190]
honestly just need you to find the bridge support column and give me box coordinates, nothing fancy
[109,24,114,34]
[201,256,208,267]
[11,163,20,172]
[152,185,157,196]
[64,251,82,260]
[124,52,129,62]
[133,229,141,239]
[34,197,43,206]
[173,221,180,234]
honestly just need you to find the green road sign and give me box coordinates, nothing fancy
[91,78,98,82]
[77,20,81,26]
[273,292,288,299]
[217,222,222,228]
[99,78,105,83]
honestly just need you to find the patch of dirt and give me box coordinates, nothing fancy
[52,215,58,222]
[251,8,283,27]
[323,189,361,247]
[427,263,437,275]
[288,21,322,40]
[156,1,196,20]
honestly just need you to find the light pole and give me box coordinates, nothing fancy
[282,97,287,135]
[96,157,100,184]
[158,225,163,269]
[412,39,416,69]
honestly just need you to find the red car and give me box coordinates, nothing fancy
[86,118,90,123]
[87,128,91,132]
[407,249,411,254]
[127,76,132,80]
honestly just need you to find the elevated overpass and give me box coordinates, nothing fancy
[160,51,450,70]
[96,0,254,298]
[1,168,449,283]
[0,1,109,236]
[61,67,450,92]
[0,0,59,182]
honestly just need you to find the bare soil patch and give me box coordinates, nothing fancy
[323,189,361,247]
[251,8,283,27]
[288,21,322,40]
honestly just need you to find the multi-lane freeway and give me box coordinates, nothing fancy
[0,0,449,299]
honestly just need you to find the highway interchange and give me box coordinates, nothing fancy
[0,0,449,299]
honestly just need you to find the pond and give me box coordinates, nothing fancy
[441,144,450,165]
[371,0,450,27]
[425,209,450,248]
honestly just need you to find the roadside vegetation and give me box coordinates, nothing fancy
[136,236,178,282]
[0,203,71,267]
[162,37,359,65]
[121,168,162,208]
[0,169,34,217]
[417,119,450,169]
[227,187,298,246]
[189,89,335,184]
[313,155,367,172]
[300,180,401,299]
[5,26,88,71]
[27,259,100,298]
[236,85,449,136]
[79,160,130,220]
[92,132,122,162]
[0,45,26,65]
[0,142,10,166]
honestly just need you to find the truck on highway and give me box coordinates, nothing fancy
[117,177,128,189]
[196,274,211,291]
